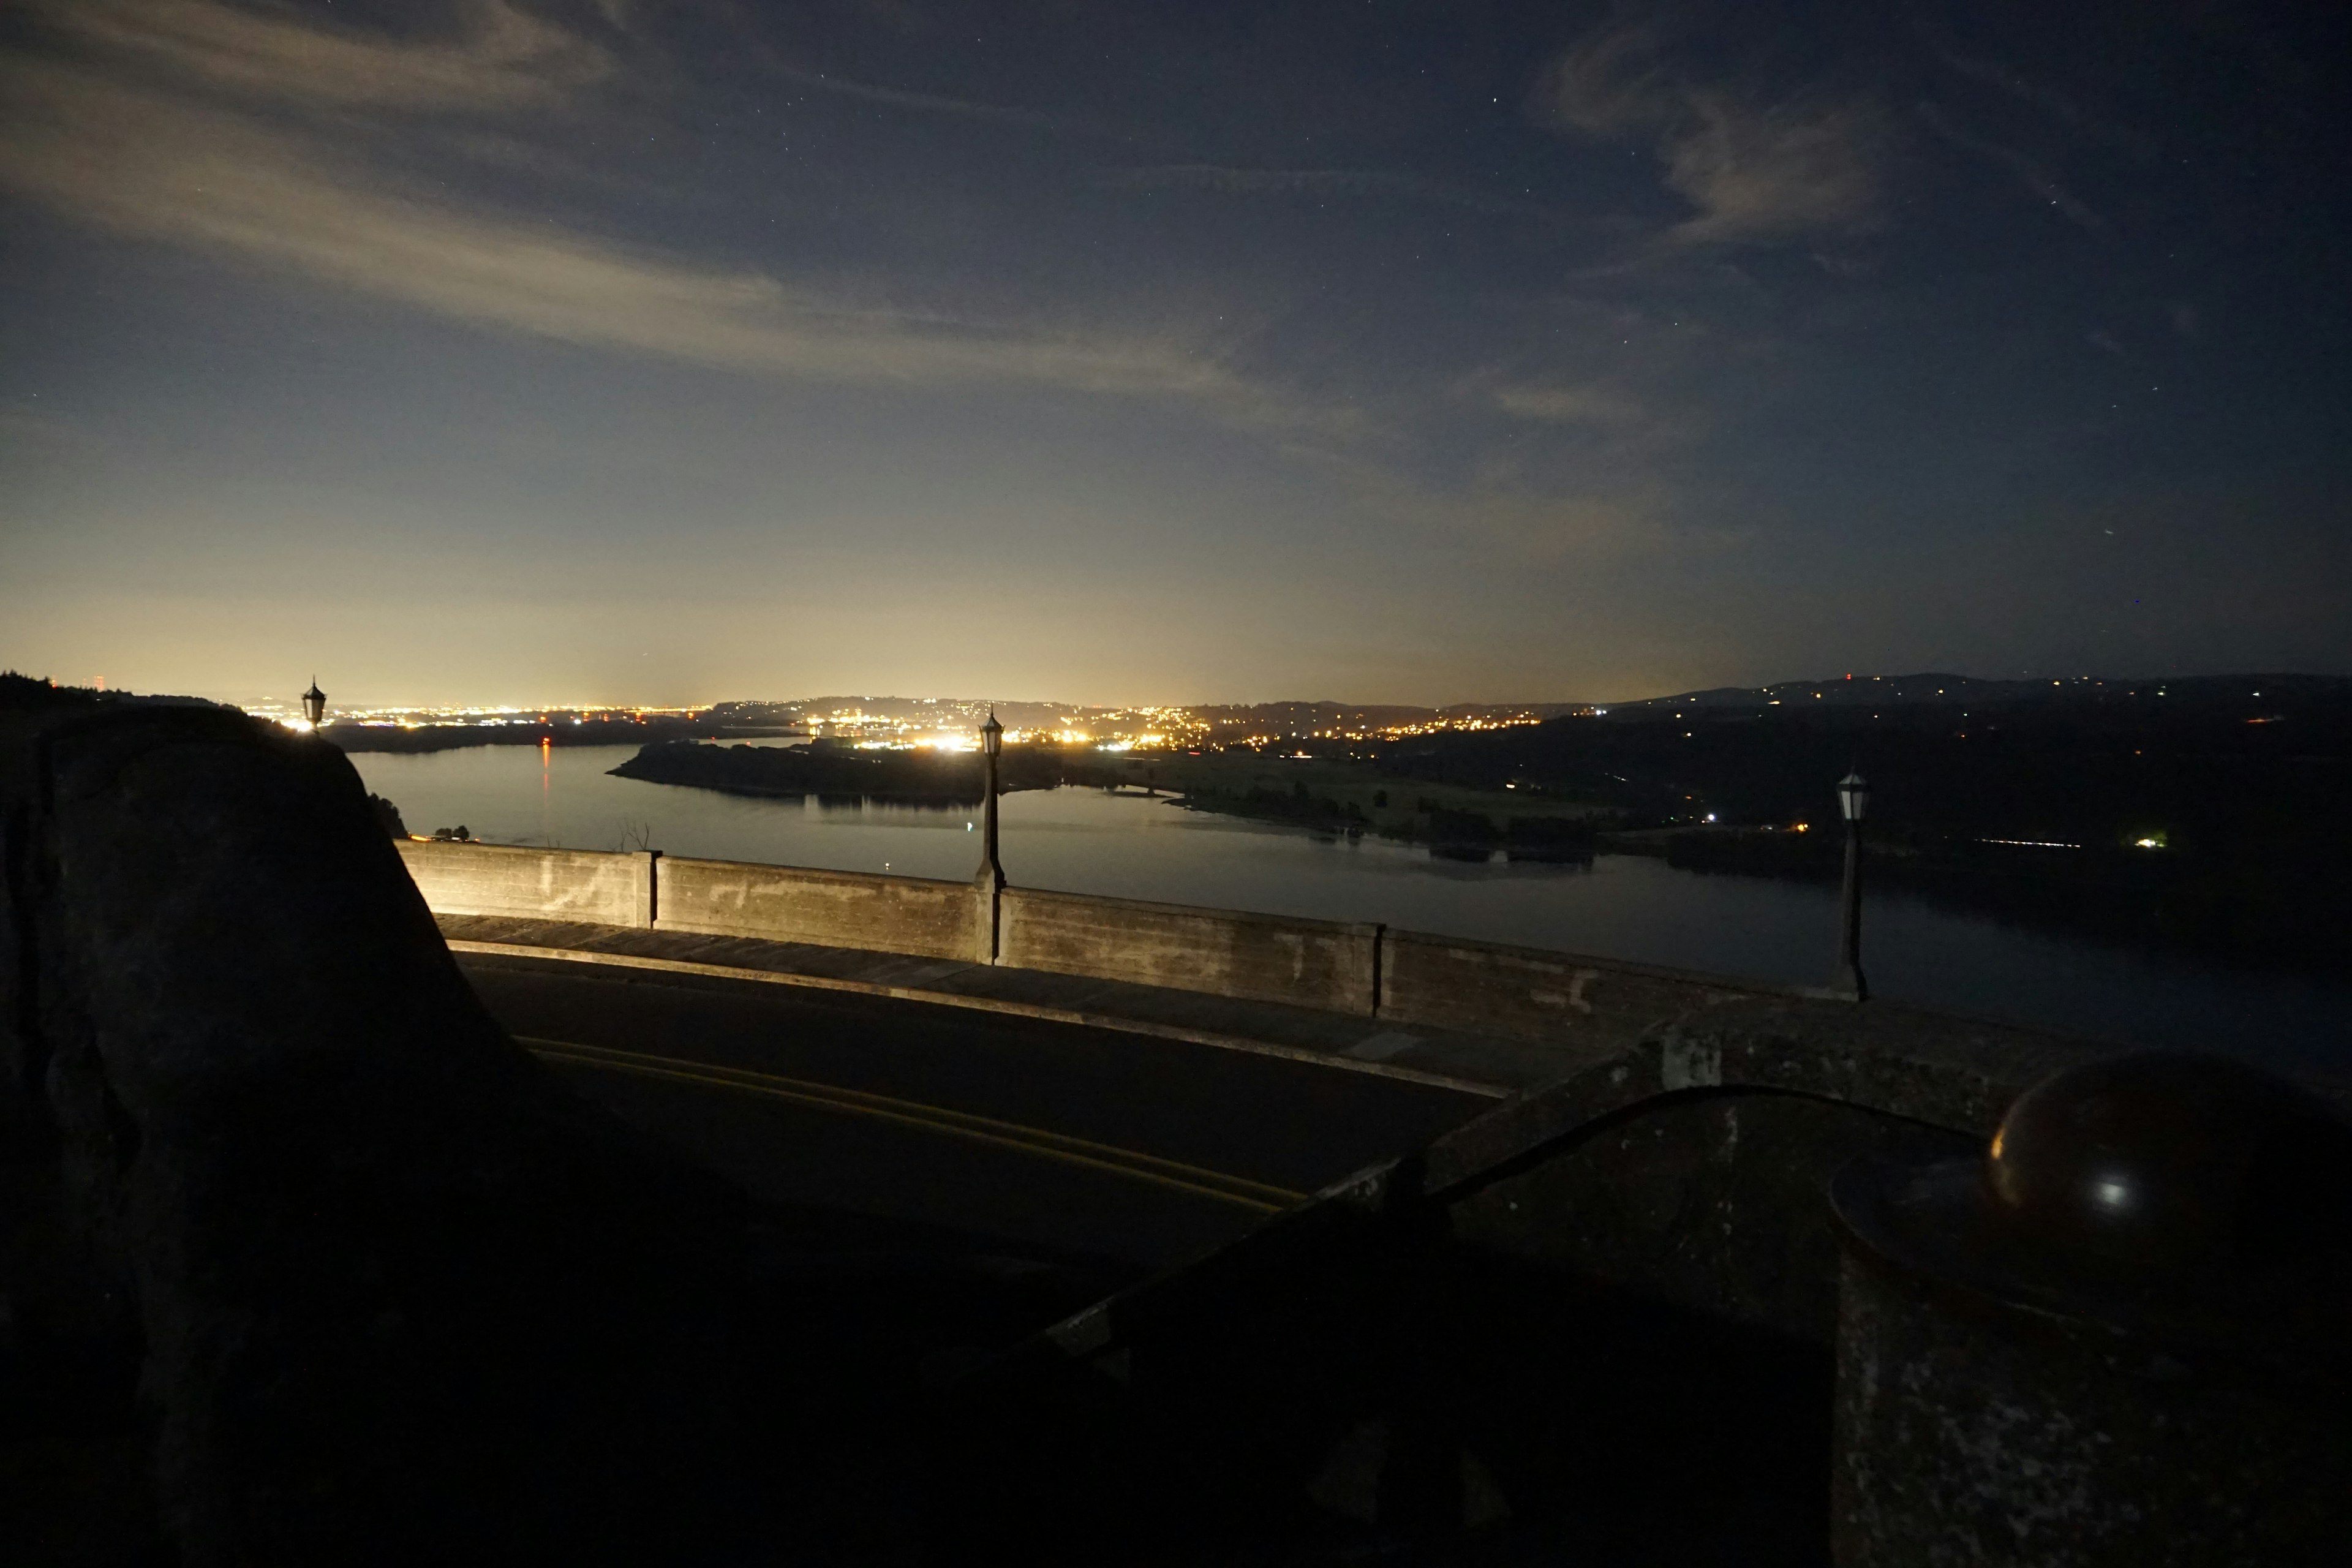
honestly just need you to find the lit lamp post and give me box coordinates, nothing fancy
[1830,768,1869,1001]
[301,677,327,732]
[975,710,1005,963]
[977,709,1005,886]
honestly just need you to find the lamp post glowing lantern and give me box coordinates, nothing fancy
[974,710,1006,962]
[1830,769,1869,1001]
[301,677,327,731]
[1838,769,1870,826]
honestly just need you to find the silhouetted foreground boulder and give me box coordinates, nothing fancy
[0,701,804,1563]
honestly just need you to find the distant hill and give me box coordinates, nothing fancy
[1362,671,2352,973]
[2,673,219,714]
[1603,673,2352,713]
[711,675,2352,728]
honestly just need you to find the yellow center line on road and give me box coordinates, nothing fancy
[517,1036,1306,1214]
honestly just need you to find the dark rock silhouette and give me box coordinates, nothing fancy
[0,696,1046,1562]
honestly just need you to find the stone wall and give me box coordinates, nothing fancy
[654,856,982,962]
[396,839,653,927]
[1378,928,1777,1051]
[391,840,1779,1038]
[999,888,1380,1016]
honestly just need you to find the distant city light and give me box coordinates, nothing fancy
[249,695,1572,756]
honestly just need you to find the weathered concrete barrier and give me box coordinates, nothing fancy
[390,842,1796,1038]
[1378,927,1777,1049]
[396,839,654,927]
[655,856,982,962]
[1000,888,1380,1016]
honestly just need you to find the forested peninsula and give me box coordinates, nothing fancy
[609,740,1069,802]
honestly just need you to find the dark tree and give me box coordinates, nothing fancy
[366,793,408,839]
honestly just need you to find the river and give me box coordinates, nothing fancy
[350,742,2351,1080]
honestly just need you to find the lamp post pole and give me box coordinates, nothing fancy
[1831,769,1869,1001]
[976,710,1005,962]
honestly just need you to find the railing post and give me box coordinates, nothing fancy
[639,849,662,929]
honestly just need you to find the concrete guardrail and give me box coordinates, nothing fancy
[398,840,1771,1040]
[1377,927,1777,1049]
[397,840,654,928]
[1000,886,1380,1016]
[654,855,982,962]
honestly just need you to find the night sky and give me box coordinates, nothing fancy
[3,1,2347,707]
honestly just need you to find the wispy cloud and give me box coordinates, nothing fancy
[1,64,1288,408]
[689,0,1139,143]
[39,0,614,110]
[1536,24,1887,246]
[1916,100,2105,231]
[1104,164,1575,225]
[762,61,1108,138]
[1488,382,1650,428]
[1911,18,2158,160]
[1658,93,1887,244]
[0,4,1336,434]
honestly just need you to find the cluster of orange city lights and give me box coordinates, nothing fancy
[257,694,1574,757]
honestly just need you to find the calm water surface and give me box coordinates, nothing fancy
[352,743,2351,1079]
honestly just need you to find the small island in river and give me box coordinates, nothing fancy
[612,737,1603,861]
[609,739,1072,803]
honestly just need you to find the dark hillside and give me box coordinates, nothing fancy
[1376,676,2352,970]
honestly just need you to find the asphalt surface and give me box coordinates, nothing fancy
[460,952,1492,1273]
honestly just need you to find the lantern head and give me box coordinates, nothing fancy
[1837,769,1869,823]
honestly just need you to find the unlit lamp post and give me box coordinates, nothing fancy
[301,677,327,731]
[1831,769,1869,1001]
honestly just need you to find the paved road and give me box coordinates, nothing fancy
[460,953,1493,1273]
